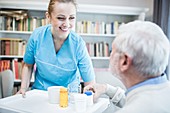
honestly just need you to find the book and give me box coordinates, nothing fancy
[0,38,26,55]
[12,59,19,79]
[0,60,10,72]
[0,16,5,30]
[5,40,10,55]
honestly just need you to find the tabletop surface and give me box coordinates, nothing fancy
[0,89,110,113]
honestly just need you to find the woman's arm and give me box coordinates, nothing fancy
[16,63,33,97]
[84,80,95,86]
[76,37,96,86]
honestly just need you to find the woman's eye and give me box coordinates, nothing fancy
[69,17,75,20]
[57,17,65,20]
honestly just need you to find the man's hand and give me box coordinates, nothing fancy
[83,83,107,102]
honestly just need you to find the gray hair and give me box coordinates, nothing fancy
[113,20,170,77]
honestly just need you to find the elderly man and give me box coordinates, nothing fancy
[84,20,170,113]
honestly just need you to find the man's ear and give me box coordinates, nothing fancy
[119,53,132,72]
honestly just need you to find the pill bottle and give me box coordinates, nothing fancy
[59,87,68,108]
[84,91,93,106]
[74,94,87,112]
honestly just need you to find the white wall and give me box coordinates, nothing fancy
[77,0,154,21]
[77,0,152,7]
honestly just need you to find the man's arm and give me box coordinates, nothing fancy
[106,84,125,108]
[84,83,126,108]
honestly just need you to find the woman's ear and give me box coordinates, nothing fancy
[45,12,50,23]
[119,53,132,72]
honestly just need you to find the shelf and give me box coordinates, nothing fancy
[79,33,116,37]
[0,1,149,15]
[0,55,23,59]
[0,55,110,60]
[14,79,22,83]
[14,79,34,83]
[91,57,110,60]
[0,31,116,38]
[0,30,32,34]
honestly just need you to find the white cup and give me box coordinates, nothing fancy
[74,94,87,112]
[47,86,63,104]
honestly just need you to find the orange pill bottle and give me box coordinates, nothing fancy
[59,87,68,108]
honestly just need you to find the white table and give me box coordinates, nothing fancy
[0,90,110,113]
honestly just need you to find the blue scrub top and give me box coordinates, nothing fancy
[24,24,95,90]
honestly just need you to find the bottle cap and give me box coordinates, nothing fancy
[60,87,67,92]
[84,91,92,96]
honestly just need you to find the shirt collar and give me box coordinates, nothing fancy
[125,74,168,95]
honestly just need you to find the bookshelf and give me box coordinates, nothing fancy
[0,1,149,78]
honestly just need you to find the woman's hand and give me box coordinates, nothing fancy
[16,88,27,98]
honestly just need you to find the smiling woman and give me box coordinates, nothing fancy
[46,0,77,42]
[16,0,95,97]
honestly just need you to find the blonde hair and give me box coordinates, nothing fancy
[47,0,77,16]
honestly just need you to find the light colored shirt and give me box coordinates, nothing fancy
[116,77,170,113]
[105,74,170,113]
[125,74,168,95]
[24,24,95,90]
